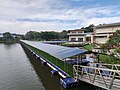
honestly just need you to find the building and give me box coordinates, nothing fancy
[0,34,3,37]
[67,22,120,45]
[67,29,93,44]
[67,29,86,42]
[67,29,86,44]
[94,22,120,44]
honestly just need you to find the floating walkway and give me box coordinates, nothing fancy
[21,42,69,78]
[20,40,88,88]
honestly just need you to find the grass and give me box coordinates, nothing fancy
[99,54,120,64]
[99,54,120,70]
[23,43,73,77]
[83,44,96,51]
[115,48,120,53]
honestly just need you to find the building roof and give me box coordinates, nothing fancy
[41,41,67,44]
[68,29,86,32]
[95,22,120,29]
[21,40,87,60]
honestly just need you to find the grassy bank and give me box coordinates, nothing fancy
[23,43,73,77]
[99,54,120,64]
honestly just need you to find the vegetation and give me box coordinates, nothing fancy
[81,24,94,32]
[25,30,68,41]
[24,43,73,77]
[99,54,120,64]
[0,32,20,43]
[106,30,120,48]
[3,32,13,40]
[58,30,68,40]
[83,44,95,51]
[115,48,120,53]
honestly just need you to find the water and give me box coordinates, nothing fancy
[0,43,96,90]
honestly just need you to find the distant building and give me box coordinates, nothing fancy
[0,34,3,37]
[94,22,120,44]
[67,29,86,42]
[67,22,120,45]
[67,29,93,44]
[0,34,4,40]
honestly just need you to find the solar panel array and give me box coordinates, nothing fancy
[21,40,87,60]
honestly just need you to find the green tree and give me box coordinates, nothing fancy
[25,31,41,40]
[106,30,120,48]
[82,24,94,33]
[20,35,25,40]
[58,30,68,40]
[40,31,58,41]
[25,30,68,41]
[3,32,13,40]
[25,31,34,40]
[33,32,41,40]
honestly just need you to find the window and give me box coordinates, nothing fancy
[71,38,76,41]
[78,31,83,33]
[71,31,76,33]
[78,38,83,42]
[96,36,107,38]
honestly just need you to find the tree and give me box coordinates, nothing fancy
[25,31,34,40]
[58,30,68,40]
[33,32,41,40]
[106,30,120,48]
[24,30,68,41]
[40,31,58,41]
[82,24,94,33]
[25,31,41,40]
[20,35,25,40]
[3,32,13,40]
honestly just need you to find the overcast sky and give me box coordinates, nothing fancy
[0,0,120,34]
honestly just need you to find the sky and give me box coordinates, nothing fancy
[0,0,120,34]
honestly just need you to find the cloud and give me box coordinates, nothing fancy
[0,0,120,34]
[83,17,120,26]
[71,0,93,2]
[0,20,79,34]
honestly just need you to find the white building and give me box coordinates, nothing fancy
[67,29,86,42]
[67,29,93,44]
[67,22,120,45]
[94,22,120,44]
[0,34,3,37]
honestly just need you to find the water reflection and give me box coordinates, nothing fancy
[0,44,44,90]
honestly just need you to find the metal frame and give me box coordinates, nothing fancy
[73,63,120,90]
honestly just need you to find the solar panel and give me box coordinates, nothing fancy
[21,40,87,60]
